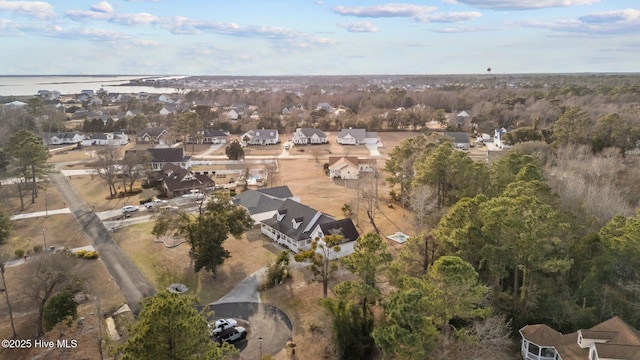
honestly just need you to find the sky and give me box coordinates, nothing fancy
[0,0,639,75]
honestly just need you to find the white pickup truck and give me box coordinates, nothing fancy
[144,198,167,209]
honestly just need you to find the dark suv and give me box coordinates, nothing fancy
[215,326,247,344]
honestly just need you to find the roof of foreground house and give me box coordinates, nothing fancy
[520,317,640,360]
[261,199,335,242]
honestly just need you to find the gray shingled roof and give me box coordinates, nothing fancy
[256,186,294,199]
[298,128,326,138]
[262,199,334,241]
[245,129,278,141]
[445,132,470,144]
[232,190,285,216]
[136,126,168,138]
[337,128,366,140]
[147,148,190,163]
[319,218,359,243]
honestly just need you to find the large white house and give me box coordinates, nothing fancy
[81,132,129,146]
[241,129,279,146]
[44,132,85,146]
[336,128,378,145]
[260,199,359,257]
[292,128,328,145]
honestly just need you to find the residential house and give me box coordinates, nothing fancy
[37,90,59,99]
[159,104,179,116]
[519,316,640,360]
[328,156,374,180]
[81,132,129,146]
[336,128,378,145]
[260,199,359,255]
[135,126,171,145]
[160,163,214,198]
[449,110,472,129]
[292,128,328,145]
[316,103,333,112]
[232,186,297,223]
[282,105,304,115]
[445,132,471,150]
[227,109,240,121]
[226,103,246,121]
[44,132,85,146]
[186,129,229,144]
[241,129,279,146]
[494,127,511,149]
[126,147,190,171]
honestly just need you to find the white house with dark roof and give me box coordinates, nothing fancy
[520,316,640,360]
[336,128,378,145]
[186,129,229,144]
[445,132,471,150]
[292,128,328,145]
[135,126,170,145]
[232,186,298,223]
[126,147,191,171]
[241,129,279,146]
[260,199,359,256]
[81,132,129,146]
[44,132,85,146]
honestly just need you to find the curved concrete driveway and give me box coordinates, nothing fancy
[209,268,293,359]
[208,302,292,359]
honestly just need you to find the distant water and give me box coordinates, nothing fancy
[0,75,183,97]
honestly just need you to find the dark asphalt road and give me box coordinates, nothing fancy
[50,172,156,314]
[208,302,293,360]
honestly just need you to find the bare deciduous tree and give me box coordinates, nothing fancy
[0,252,17,338]
[94,145,121,198]
[19,252,82,336]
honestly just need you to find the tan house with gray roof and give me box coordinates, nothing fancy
[520,316,640,360]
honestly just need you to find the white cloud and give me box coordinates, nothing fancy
[132,39,161,47]
[0,1,56,19]
[331,3,437,18]
[337,21,378,32]
[445,0,600,10]
[66,10,111,21]
[41,26,128,41]
[110,12,159,25]
[414,11,482,23]
[523,9,640,35]
[91,1,114,14]
[579,9,640,23]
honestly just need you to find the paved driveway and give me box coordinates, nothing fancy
[208,267,292,359]
[208,302,292,360]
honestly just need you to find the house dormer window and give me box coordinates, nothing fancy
[276,209,287,221]
[292,217,303,229]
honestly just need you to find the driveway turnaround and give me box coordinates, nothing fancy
[208,302,292,359]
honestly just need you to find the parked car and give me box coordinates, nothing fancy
[160,205,179,212]
[144,199,168,209]
[215,326,247,343]
[122,205,138,213]
[208,318,237,336]
[284,144,290,150]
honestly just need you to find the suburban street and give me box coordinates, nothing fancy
[49,172,156,314]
